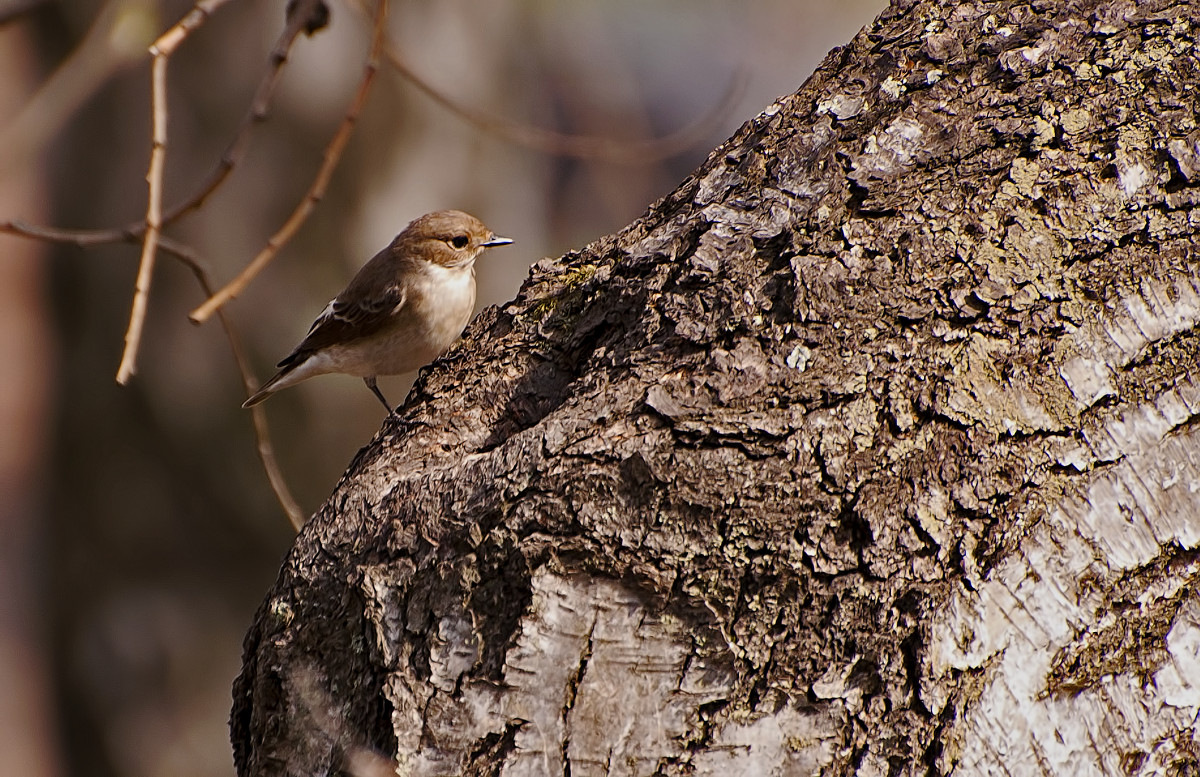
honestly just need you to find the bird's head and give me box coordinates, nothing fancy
[398,210,513,268]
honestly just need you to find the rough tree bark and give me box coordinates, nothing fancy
[232,1,1200,774]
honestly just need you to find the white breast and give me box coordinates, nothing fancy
[417,262,477,348]
[332,261,477,377]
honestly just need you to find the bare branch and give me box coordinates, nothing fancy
[0,0,315,528]
[189,0,389,325]
[160,237,307,529]
[118,0,319,381]
[2,0,326,527]
[246,401,307,531]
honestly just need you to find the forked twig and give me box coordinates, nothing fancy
[122,0,337,377]
[189,0,389,325]
[2,0,316,246]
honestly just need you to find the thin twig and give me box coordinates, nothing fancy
[116,51,167,384]
[158,237,307,530]
[0,220,136,245]
[189,0,389,325]
[246,392,307,531]
[354,0,746,164]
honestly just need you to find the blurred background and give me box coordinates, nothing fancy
[0,0,886,774]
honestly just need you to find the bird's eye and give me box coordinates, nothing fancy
[450,235,469,249]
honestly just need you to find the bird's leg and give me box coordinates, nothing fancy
[363,376,392,413]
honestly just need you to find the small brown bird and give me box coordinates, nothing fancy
[243,210,512,411]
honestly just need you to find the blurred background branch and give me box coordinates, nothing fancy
[0,0,887,775]
[356,0,749,166]
[0,0,156,175]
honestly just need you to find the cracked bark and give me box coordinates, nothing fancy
[232,1,1200,774]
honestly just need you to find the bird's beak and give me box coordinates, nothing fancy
[482,235,514,247]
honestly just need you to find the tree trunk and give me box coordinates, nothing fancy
[231,0,1200,774]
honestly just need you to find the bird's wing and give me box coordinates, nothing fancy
[277,283,407,368]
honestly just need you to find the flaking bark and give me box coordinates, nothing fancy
[233,1,1200,774]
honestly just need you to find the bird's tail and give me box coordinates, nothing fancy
[241,351,327,408]
[242,371,287,408]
